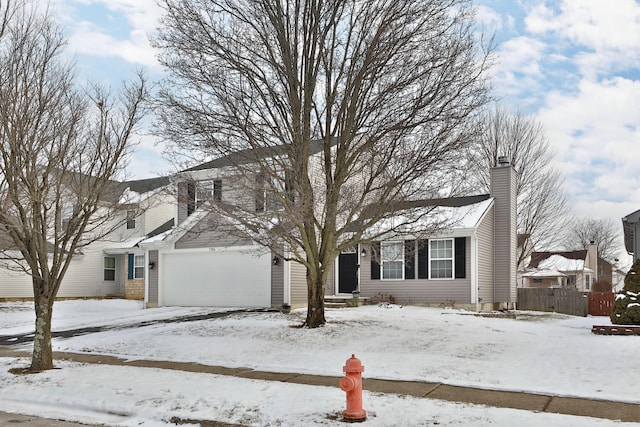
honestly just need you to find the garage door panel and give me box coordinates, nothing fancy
[162,250,271,307]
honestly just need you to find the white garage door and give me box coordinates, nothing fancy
[161,249,271,307]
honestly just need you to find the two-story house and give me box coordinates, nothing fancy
[140,149,517,312]
[623,209,640,263]
[0,176,173,300]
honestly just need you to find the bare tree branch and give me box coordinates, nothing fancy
[154,0,492,327]
[0,1,147,370]
[466,105,569,269]
[562,217,621,263]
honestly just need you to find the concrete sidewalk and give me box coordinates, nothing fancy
[1,348,638,424]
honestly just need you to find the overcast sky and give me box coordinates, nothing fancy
[48,0,640,261]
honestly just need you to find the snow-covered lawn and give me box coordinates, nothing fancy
[0,299,637,426]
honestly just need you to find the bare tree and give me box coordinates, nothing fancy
[466,105,569,269]
[563,217,621,263]
[0,0,147,371]
[154,0,491,327]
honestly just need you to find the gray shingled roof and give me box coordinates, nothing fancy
[184,139,333,172]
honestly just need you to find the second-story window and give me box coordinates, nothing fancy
[196,179,222,207]
[126,210,136,229]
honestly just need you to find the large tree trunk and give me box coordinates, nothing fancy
[305,268,326,328]
[30,293,54,371]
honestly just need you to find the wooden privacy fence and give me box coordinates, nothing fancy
[588,292,614,316]
[517,288,614,317]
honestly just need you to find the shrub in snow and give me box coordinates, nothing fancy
[610,259,640,325]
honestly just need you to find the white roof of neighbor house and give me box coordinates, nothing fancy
[521,269,567,278]
[537,255,593,273]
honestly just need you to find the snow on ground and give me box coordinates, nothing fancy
[0,299,637,426]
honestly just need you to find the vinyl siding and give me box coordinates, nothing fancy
[490,166,517,302]
[176,212,252,249]
[360,239,472,304]
[325,263,335,295]
[177,181,189,226]
[0,241,122,299]
[148,250,159,304]
[271,256,284,306]
[290,261,307,305]
[0,266,33,298]
[142,192,174,235]
[477,204,495,302]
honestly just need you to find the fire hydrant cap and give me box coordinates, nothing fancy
[343,354,365,373]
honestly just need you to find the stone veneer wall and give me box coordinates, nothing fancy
[125,279,145,300]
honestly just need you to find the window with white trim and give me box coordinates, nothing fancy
[134,255,145,279]
[196,179,222,207]
[104,257,116,281]
[585,274,591,290]
[429,239,453,279]
[126,210,136,229]
[381,241,403,280]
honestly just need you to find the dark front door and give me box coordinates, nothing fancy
[338,252,358,294]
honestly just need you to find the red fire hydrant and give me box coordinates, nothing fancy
[339,354,367,422]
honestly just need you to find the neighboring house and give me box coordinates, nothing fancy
[0,177,173,301]
[520,243,613,292]
[622,209,640,263]
[141,152,517,312]
[612,267,627,292]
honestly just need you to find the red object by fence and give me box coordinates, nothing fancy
[588,292,614,316]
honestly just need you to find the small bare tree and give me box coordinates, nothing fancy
[563,217,621,263]
[154,0,491,327]
[0,0,147,371]
[466,105,569,269]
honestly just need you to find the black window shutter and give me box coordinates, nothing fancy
[418,239,429,279]
[187,183,196,216]
[213,179,222,202]
[404,240,415,279]
[370,242,380,280]
[455,237,466,279]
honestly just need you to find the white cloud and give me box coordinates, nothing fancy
[475,5,504,32]
[91,0,162,33]
[537,77,640,227]
[525,0,640,76]
[68,21,158,68]
[527,0,640,51]
[54,0,162,69]
[490,36,547,102]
